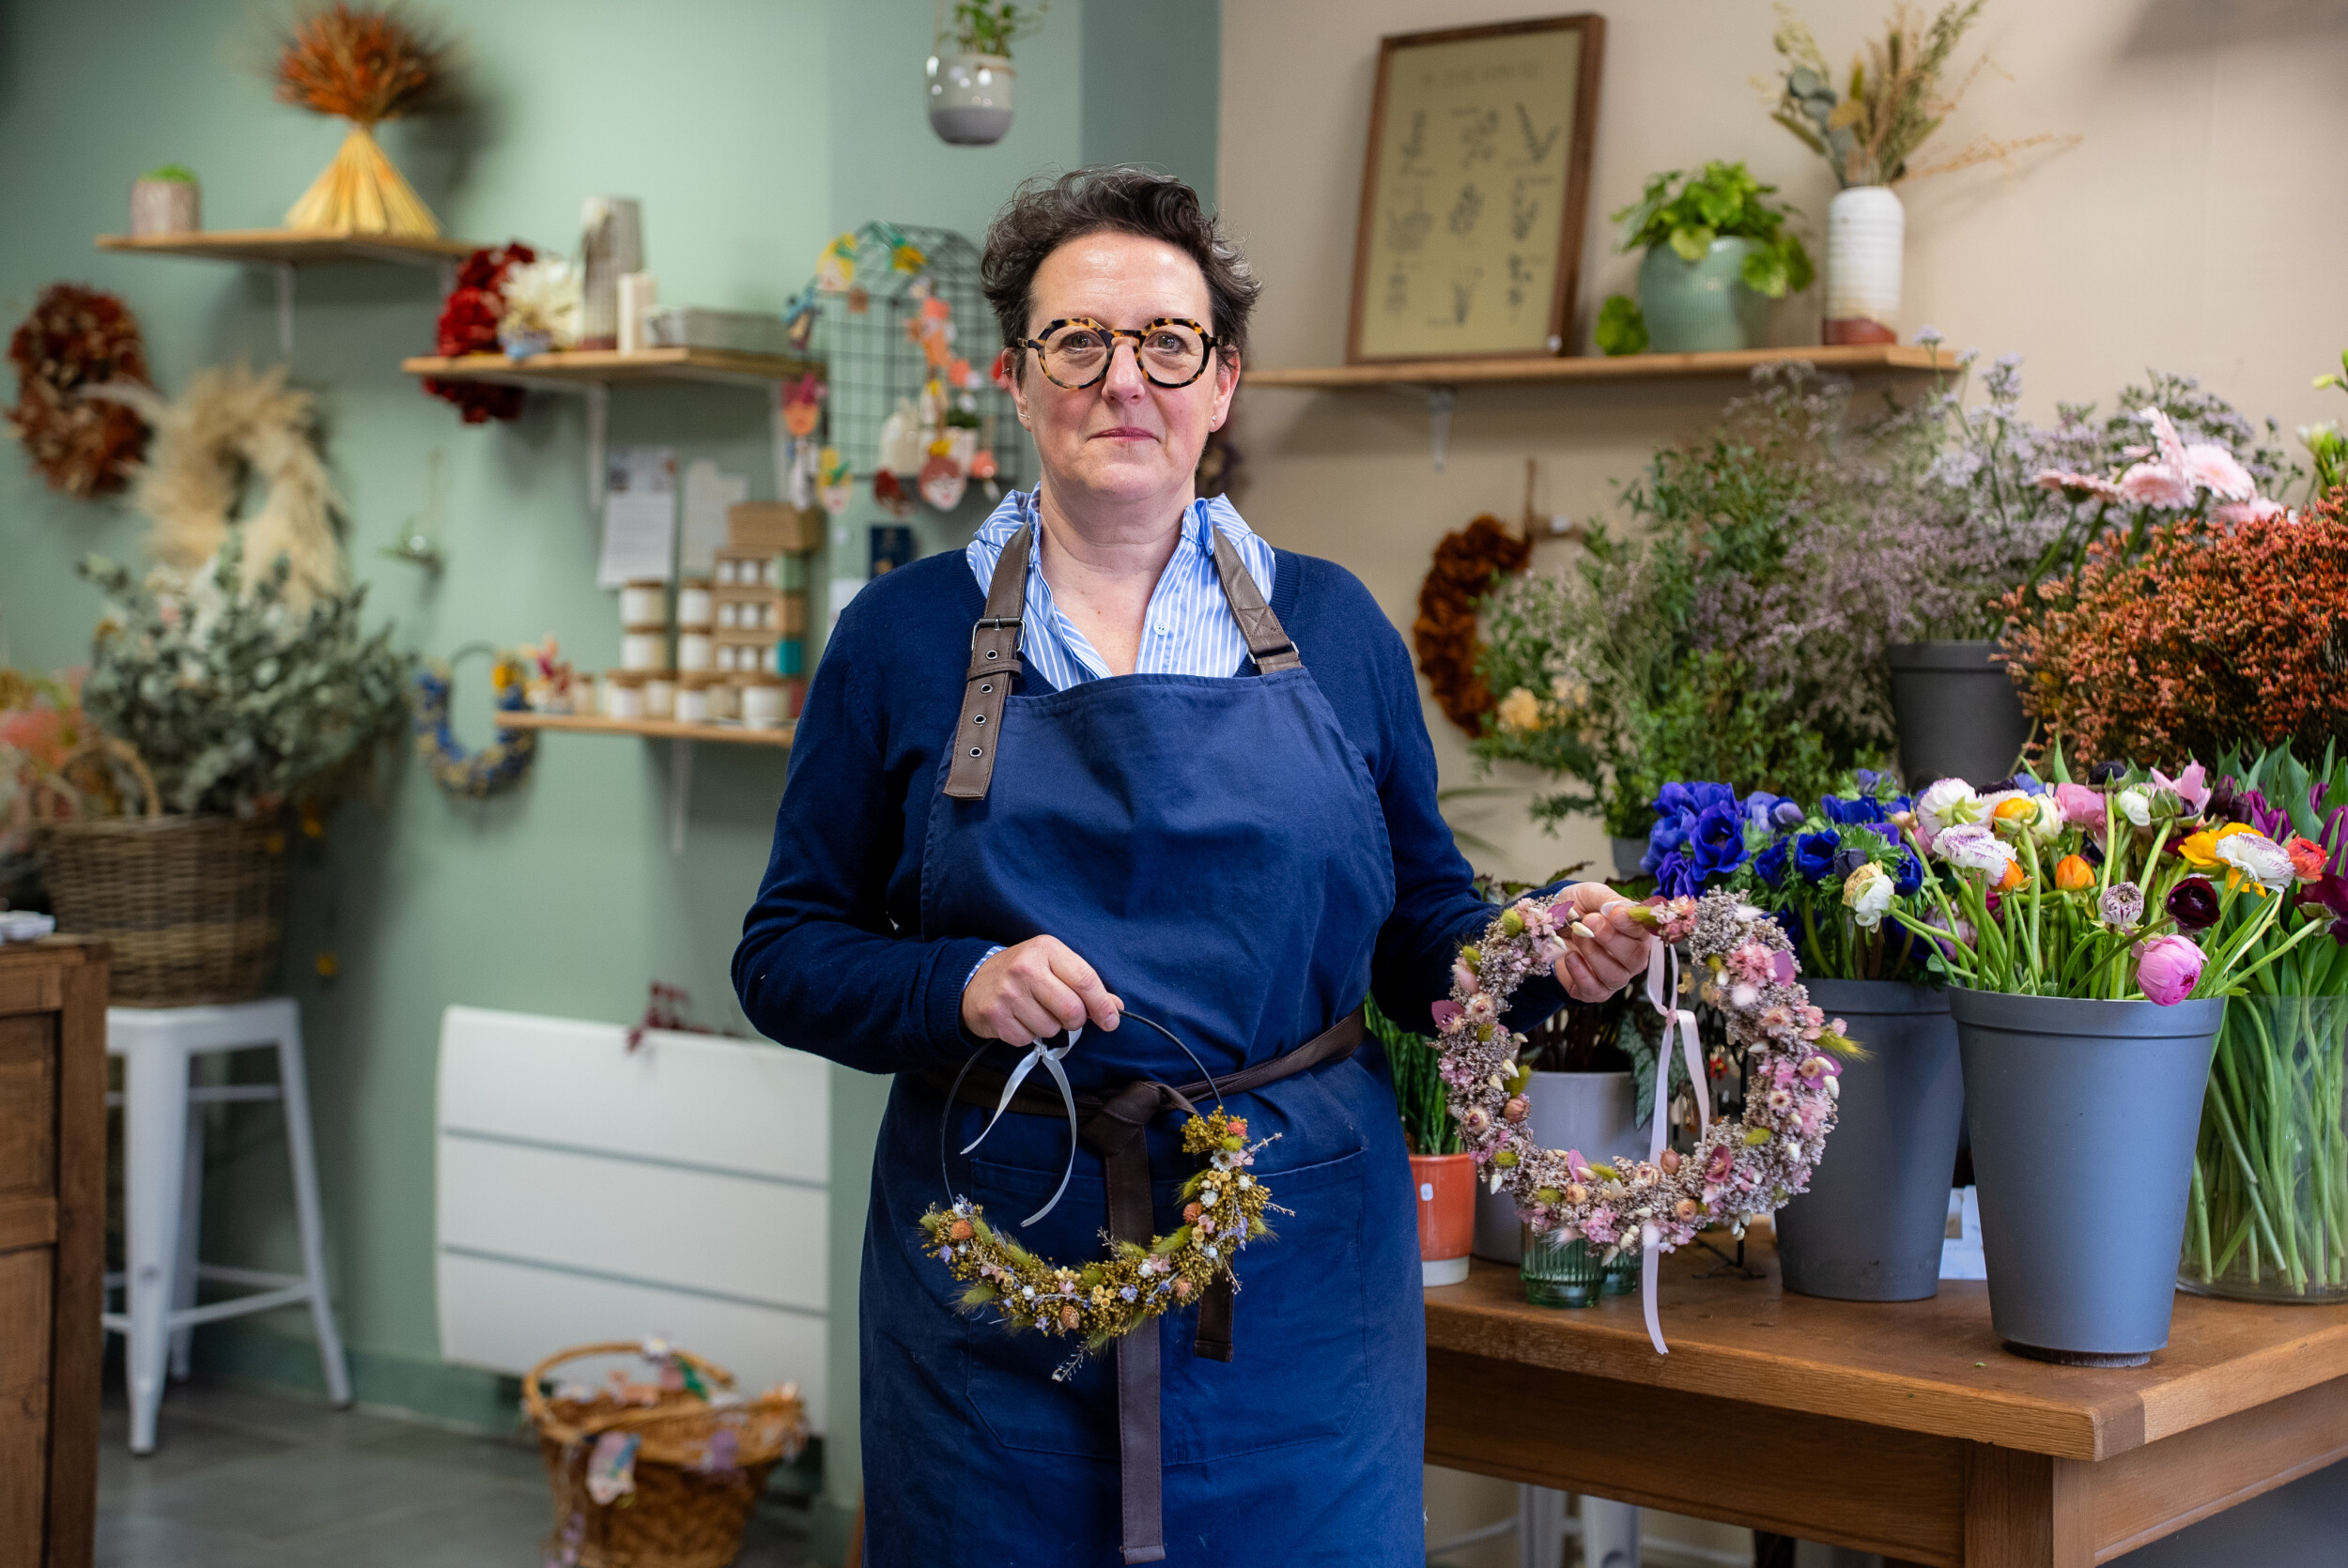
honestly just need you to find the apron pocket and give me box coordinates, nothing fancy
[960,1145,1371,1462]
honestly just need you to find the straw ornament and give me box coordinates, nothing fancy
[272,4,450,237]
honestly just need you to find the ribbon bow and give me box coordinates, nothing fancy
[960,1027,1082,1226]
[1639,936,1709,1355]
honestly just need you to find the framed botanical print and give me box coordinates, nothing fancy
[1347,14,1606,364]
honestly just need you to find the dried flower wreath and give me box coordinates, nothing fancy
[6,284,152,498]
[1415,515,1530,737]
[1441,888,1856,1349]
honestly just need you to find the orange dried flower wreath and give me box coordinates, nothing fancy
[1414,515,1530,737]
[2000,493,2348,767]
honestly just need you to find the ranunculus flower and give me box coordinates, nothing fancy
[2101,882,2145,929]
[2134,933,2206,1006]
[2287,836,2331,883]
[1841,862,1894,930]
[1916,777,1983,842]
[2214,830,2294,894]
[1992,792,2063,841]
[2115,787,2153,828]
[2167,877,2220,931]
[1793,830,1840,883]
[2054,782,2107,830]
[1935,823,2018,878]
[2055,854,2093,891]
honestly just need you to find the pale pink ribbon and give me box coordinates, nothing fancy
[1639,935,1708,1354]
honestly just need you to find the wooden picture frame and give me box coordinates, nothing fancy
[1346,14,1606,366]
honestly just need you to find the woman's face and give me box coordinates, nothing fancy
[1010,230,1238,515]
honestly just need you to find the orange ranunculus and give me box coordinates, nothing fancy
[1997,859,2028,891]
[1993,796,2036,822]
[2055,853,2094,891]
[2287,837,2330,882]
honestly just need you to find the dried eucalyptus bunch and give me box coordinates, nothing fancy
[76,536,410,817]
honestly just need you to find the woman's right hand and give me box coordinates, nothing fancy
[961,936,1123,1045]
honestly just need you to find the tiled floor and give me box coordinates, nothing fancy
[97,1378,820,1568]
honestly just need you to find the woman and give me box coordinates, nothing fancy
[734,167,1653,1567]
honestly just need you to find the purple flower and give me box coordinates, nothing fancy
[2167,877,2220,931]
[1654,850,1700,899]
[2301,873,2348,946]
[1689,802,1749,881]
[1793,831,1839,883]
[1892,847,1924,897]
[1755,838,1791,886]
[1770,799,1807,831]
[1823,793,1888,826]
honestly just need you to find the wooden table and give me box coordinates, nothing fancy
[1425,1237,2348,1566]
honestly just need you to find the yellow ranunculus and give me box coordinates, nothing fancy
[2179,822,2256,869]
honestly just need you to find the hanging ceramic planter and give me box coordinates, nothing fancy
[928,53,1016,146]
[1824,184,1903,346]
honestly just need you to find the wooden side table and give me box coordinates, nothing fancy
[1426,1235,2348,1566]
[0,939,107,1568]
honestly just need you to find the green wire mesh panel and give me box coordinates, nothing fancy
[809,223,1025,488]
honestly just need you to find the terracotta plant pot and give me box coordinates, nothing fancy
[1411,1152,1476,1286]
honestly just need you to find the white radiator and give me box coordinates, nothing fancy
[434,1005,830,1429]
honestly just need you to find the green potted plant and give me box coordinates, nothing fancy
[130,162,199,237]
[33,540,409,1004]
[1367,998,1475,1285]
[929,1,1045,146]
[1595,161,1813,355]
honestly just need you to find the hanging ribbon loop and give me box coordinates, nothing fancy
[960,1027,1082,1226]
[1637,936,1707,1355]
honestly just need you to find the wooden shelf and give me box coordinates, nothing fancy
[96,229,477,266]
[402,347,821,388]
[497,712,795,747]
[1244,342,1948,390]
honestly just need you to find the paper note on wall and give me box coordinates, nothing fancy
[828,577,865,633]
[596,447,678,589]
[678,460,749,576]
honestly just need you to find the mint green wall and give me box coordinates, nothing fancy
[0,0,1213,1524]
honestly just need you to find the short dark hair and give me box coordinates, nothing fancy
[981,166,1259,381]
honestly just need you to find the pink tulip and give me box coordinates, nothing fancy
[2150,762,2210,813]
[2054,781,2108,829]
[2134,934,2205,1006]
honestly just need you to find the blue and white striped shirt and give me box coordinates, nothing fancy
[964,490,1277,689]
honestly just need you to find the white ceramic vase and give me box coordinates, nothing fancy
[928,52,1015,146]
[1824,184,1903,345]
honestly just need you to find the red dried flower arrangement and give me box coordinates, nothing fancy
[425,242,535,423]
[1415,515,1531,736]
[2000,493,2348,767]
[6,284,152,498]
[273,2,445,124]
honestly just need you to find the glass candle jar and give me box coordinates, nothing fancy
[675,577,713,630]
[739,674,788,730]
[676,631,713,671]
[600,670,646,720]
[1522,1230,1605,1308]
[620,578,667,627]
[642,675,676,720]
[675,673,719,724]
[703,675,740,721]
[620,625,670,672]
[718,602,740,629]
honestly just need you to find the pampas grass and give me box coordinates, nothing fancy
[93,364,344,610]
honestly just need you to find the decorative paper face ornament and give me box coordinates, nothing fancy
[814,233,857,294]
[873,469,913,517]
[919,438,968,511]
[781,374,824,438]
[817,446,854,515]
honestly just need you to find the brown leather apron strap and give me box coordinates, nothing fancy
[1209,527,1301,672]
[943,520,1033,801]
[923,1006,1365,1565]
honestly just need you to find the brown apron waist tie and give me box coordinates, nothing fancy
[923,1006,1365,1565]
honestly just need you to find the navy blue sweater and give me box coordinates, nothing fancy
[732,546,1566,1073]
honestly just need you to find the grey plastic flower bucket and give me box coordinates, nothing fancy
[1473,1070,1643,1265]
[1950,988,2224,1365]
[1775,979,1965,1301]
[1886,640,2031,787]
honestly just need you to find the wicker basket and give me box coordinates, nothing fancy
[30,737,288,1007]
[526,1341,808,1568]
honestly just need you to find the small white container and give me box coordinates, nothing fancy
[717,645,738,672]
[740,674,788,730]
[601,670,646,719]
[675,674,716,724]
[716,560,738,587]
[676,578,713,629]
[677,631,714,671]
[703,677,740,722]
[621,624,671,672]
[620,578,668,626]
[643,676,677,719]
[718,603,740,629]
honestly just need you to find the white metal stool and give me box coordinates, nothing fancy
[101,998,351,1453]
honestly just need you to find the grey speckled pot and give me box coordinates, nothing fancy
[1952,988,2224,1365]
[1887,640,2031,787]
[1775,979,1965,1301]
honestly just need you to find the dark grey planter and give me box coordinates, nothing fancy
[1951,988,2225,1366]
[1474,1070,1643,1264]
[1775,979,1964,1301]
[1886,640,2031,788]
[1610,837,1649,882]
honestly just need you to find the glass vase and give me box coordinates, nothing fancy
[1522,1231,1603,1308]
[1602,1246,1640,1297]
[2180,995,2348,1303]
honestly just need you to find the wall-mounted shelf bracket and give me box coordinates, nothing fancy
[1383,385,1458,471]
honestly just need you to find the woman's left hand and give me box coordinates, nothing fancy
[1551,882,1654,1003]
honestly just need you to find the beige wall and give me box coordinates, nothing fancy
[1219,1,2348,1559]
[1221,0,2348,888]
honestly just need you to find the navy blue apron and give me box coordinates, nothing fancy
[857,521,1420,1566]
